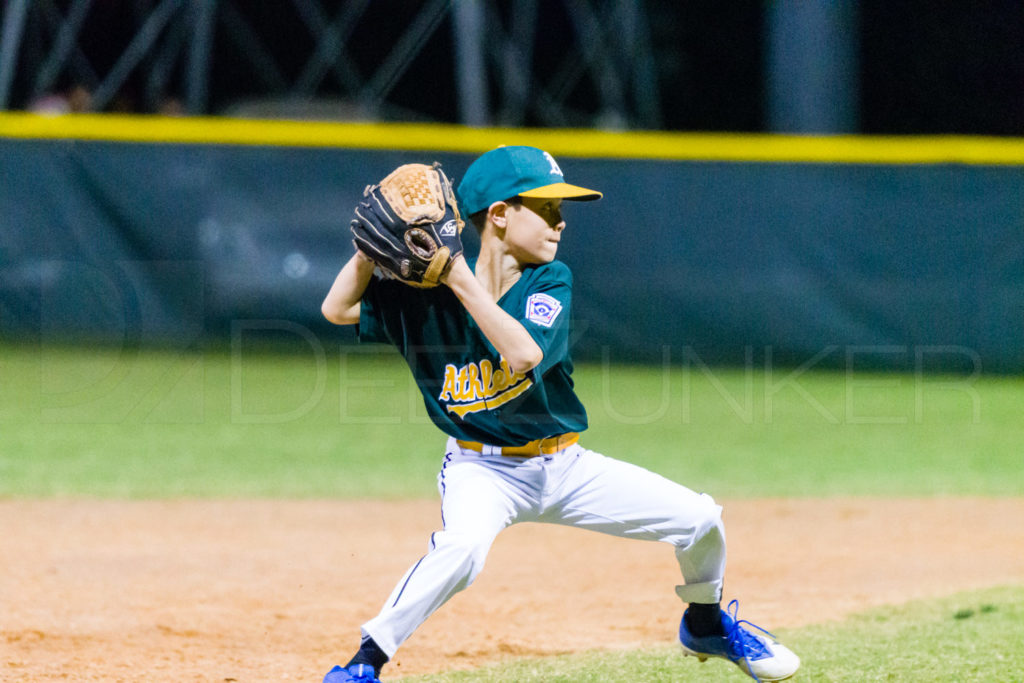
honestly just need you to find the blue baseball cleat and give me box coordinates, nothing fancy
[679,600,800,681]
[323,663,382,683]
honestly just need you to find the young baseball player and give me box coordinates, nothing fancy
[320,146,799,682]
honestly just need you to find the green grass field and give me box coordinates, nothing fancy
[402,585,1024,682]
[1,342,1021,498]
[1,342,1022,681]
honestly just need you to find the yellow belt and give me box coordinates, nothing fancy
[456,432,580,457]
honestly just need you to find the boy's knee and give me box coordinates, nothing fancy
[689,492,723,527]
[666,494,724,549]
[434,530,492,583]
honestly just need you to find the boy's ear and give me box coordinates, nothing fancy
[488,201,510,229]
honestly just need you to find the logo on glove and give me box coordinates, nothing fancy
[439,220,459,237]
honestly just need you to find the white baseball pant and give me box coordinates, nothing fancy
[361,437,727,657]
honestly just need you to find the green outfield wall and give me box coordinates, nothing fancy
[1,114,1022,371]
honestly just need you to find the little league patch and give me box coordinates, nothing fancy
[525,292,563,327]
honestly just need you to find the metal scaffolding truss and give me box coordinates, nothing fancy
[0,0,216,114]
[0,0,661,128]
[455,0,661,128]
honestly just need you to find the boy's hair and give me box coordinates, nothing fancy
[468,210,488,233]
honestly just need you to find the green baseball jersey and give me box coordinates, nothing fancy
[358,259,587,446]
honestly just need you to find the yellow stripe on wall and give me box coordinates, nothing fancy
[2,112,1023,165]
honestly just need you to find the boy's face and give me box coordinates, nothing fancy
[504,197,566,265]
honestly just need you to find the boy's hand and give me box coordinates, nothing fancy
[439,253,469,286]
[351,163,465,288]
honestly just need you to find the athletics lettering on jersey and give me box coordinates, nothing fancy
[358,260,586,443]
[438,357,534,418]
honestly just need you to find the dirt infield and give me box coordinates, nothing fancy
[3,498,1023,681]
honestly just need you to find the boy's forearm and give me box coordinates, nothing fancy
[444,258,543,373]
[322,251,376,325]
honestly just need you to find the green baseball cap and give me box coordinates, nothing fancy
[456,145,603,216]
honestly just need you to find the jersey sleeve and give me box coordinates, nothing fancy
[357,274,400,345]
[517,261,574,378]
[358,273,459,351]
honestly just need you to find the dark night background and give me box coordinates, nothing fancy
[5,1,1024,134]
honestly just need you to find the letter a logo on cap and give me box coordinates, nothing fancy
[542,151,563,177]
